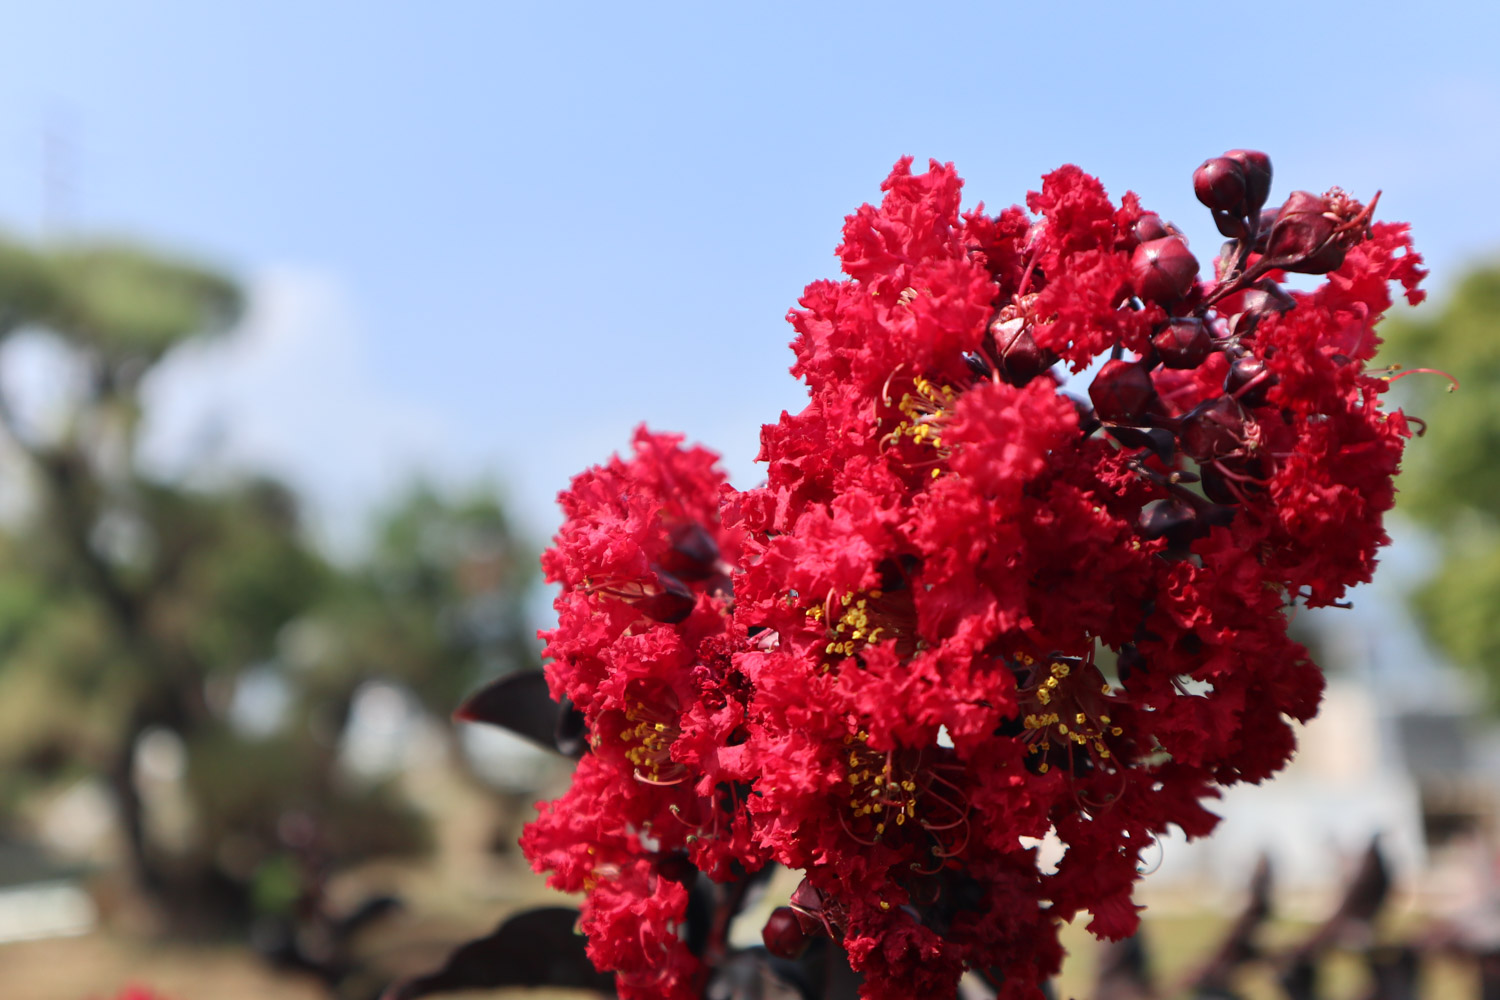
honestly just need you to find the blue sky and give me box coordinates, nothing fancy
[0,1,1496,545]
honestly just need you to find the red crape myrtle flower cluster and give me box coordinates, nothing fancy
[521,151,1426,999]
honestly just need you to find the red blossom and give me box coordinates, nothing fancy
[520,151,1422,999]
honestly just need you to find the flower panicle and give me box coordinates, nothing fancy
[517,149,1423,999]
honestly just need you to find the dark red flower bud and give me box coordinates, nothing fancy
[637,571,696,623]
[1225,355,1278,407]
[1212,210,1249,240]
[1194,158,1248,215]
[1264,191,1342,273]
[1130,237,1199,303]
[1296,242,1348,275]
[990,316,1057,386]
[1223,149,1273,213]
[1132,212,1169,244]
[657,522,720,581]
[763,906,810,959]
[1089,360,1158,424]
[1152,318,1211,369]
[1178,395,1249,462]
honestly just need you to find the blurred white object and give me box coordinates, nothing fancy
[0,880,95,943]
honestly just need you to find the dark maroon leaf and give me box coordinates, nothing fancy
[1229,280,1295,340]
[658,522,721,581]
[380,906,614,1000]
[454,671,578,756]
[1104,424,1175,464]
[1139,498,1206,548]
[637,570,697,623]
[555,695,587,758]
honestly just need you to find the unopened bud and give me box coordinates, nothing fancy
[1132,212,1169,244]
[1212,211,1249,240]
[1223,149,1273,213]
[1131,237,1199,303]
[1152,318,1211,370]
[1225,355,1277,407]
[763,906,811,959]
[991,316,1057,386]
[1264,191,1343,273]
[1251,208,1280,253]
[1194,158,1248,215]
[1178,395,1249,462]
[1089,360,1158,424]
[1296,242,1348,274]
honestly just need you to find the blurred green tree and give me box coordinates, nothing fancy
[0,236,540,950]
[1379,263,1500,697]
[292,482,538,732]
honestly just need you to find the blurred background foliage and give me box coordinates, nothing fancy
[0,232,544,977]
[1381,263,1500,701]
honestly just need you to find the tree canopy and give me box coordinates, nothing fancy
[0,232,540,954]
